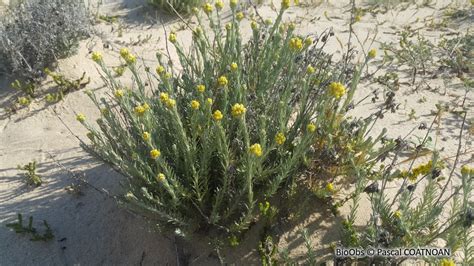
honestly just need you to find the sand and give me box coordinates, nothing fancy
[0,0,472,264]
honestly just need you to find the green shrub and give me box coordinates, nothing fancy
[0,0,90,81]
[79,1,367,240]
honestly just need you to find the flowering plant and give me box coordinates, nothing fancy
[79,0,363,240]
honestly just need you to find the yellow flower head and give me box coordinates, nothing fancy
[289,37,303,51]
[213,110,223,121]
[192,7,199,14]
[203,3,213,14]
[124,54,136,64]
[225,23,232,31]
[393,210,402,219]
[251,20,258,30]
[307,65,315,74]
[307,123,316,133]
[215,0,224,10]
[134,105,146,115]
[142,132,151,141]
[166,98,176,109]
[160,92,169,103]
[156,65,165,75]
[236,12,244,21]
[143,103,150,110]
[18,97,30,106]
[91,52,103,63]
[368,48,377,59]
[439,259,455,266]
[305,37,313,46]
[191,100,200,110]
[164,72,172,80]
[326,182,335,193]
[461,165,472,176]
[275,132,286,145]
[282,0,290,9]
[150,149,161,159]
[231,103,246,118]
[230,0,238,8]
[169,32,177,43]
[114,89,124,98]
[250,143,263,157]
[218,76,228,87]
[194,26,203,36]
[265,19,273,25]
[76,113,86,123]
[207,98,213,105]
[156,173,166,182]
[328,82,346,99]
[230,62,238,71]
[197,84,206,93]
[120,48,130,58]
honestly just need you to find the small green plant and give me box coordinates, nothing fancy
[10,79,37,98]
[17,161,42,187]
[6,213,54,242]
[44,68,90,103]
[148,0,203,14]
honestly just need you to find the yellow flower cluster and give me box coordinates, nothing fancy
[328,82,346,99]
[150,149,161,159]
[119,48,136,64]
[215,0,224,10]
[18,97,30,106]
[275,132,286,145]
[409,161,433,182]
[156,65,165,75]
[251,21,258,30]
[461,165,474,176]
[236,12,244,21]
[156,173,166,182]
[142,131,151,141]
[393,210,402,219]
[196,84,206,93]
[439,259,455,266]
[213,110,223,121]
[169,32,177,43]
[134,103,149,116]
[114,89,124,98]
[218,76,228,87]
[203,3,213,14]
[289,37,303,51]
[230,62,238,72]
[191,100,200,110]
[76,113,86,122]
[368,48,377,59]
[305,37,313,46]
[307,123,316,133]
[326,182,335,193]
[91,52,103,63]
[250,143,263,157]
[160,92,175,109]
[282,0,290,9]
[307,65,315,74]
[230,0,238,8]
[231,103,246,118]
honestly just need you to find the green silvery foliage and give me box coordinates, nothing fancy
[339,126,473,264]
[148,0,202,14]
[0,0,90,81]
[78,3,361,239]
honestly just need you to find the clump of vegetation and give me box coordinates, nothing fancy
[148,0,203,14]
[44,68,90,103]
[6,213,54,241]
[0,0,90,81]
[78,0,371,244]
[17,161,42,187]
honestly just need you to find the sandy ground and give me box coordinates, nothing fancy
[0,0,472,265]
